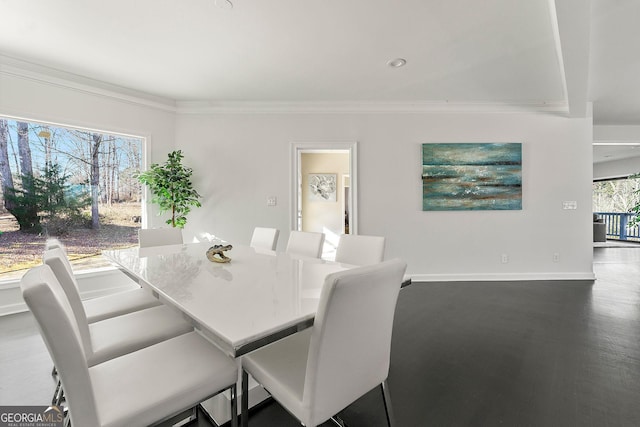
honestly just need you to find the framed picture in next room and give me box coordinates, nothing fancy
[422,143,522,211]
[308,173,337,202]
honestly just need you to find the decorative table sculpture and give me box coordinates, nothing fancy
[206,244,233,263]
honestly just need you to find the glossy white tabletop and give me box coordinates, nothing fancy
[103,242,352,357]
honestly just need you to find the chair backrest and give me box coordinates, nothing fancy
[334,234,385,266]
[21,265,100,426]
[45,238,67,253]
[250,227,280,251]
[303,258,407,424]
[286,231,325,258]
[138,227,184,248]
[42,248,93,357]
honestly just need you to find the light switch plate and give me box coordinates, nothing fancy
[267,196,277,206]
[562,201,577,210]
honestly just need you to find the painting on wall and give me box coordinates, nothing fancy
[422,143,522,211]
[308,173,337,202]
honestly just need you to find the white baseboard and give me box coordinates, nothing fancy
[410,271,596,282]
[2,268,597,316]
[0,267,140,317]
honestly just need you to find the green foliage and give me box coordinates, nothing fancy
[593,177,640,213]
[628,174,640,228]
[39,163,91,220]
[5,174,41,233]
[6,163,91,234]
[135,150,201,228]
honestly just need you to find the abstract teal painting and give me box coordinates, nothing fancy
[422,143,522,211]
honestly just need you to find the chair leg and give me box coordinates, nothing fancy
[52,379,62,405]
[56,387,65,406]
[381,380,396,427]
[330,415,347,426]
[230,384,238,427]
[241,370,249,427]
[189,406,198,424]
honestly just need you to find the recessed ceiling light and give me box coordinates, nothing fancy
[215,0,233,9]
[387,58,407,68]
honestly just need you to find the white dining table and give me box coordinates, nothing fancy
[103,240,413,424]
[103,241,356,423]
[103,241,353,358]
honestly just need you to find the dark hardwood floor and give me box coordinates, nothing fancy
[2,246,639,426]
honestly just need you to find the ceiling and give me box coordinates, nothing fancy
[0,0,638,127]
[593,144,640,164]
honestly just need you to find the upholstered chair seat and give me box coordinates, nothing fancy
[81,288,161,323]
[89,332,238,427]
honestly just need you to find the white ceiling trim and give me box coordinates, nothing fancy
[0,54,177,112]
[175,100,569,115]
[548,0,569,112]
[553,0,591,118]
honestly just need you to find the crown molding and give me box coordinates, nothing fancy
[0,54,177,112]
[1,54,569,116]
[175,100,569,115]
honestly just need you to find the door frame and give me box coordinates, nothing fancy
[290,142,358,235]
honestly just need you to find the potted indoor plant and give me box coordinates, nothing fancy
[136,150,201,228]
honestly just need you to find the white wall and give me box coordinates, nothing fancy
[0,65,596,315]
[176,110,594,281]
[0,63,595,281]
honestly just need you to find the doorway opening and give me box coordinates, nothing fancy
[291,142,357,259]
[593,142,640,246]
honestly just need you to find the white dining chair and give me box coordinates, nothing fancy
[138,227,184,248]
[44,247,194,406]
[241,258,407,427]
[335,234,386,265]
[44,239,161,324]
[249,227,280,251]
[285,231,325,258]
[43,247,193,366]
[45,237,66,252]
[21,264,238,427]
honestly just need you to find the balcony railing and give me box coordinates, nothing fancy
[595,212,640,241]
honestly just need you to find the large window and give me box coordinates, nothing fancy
[0,117,143,281]
[593,176,640,213]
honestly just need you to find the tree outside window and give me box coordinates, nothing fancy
[593,177,640,213]
[0,117,143,280]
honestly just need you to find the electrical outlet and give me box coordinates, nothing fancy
[501,254,509,264]
[553,253,560,263]
[267,196,277,206]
